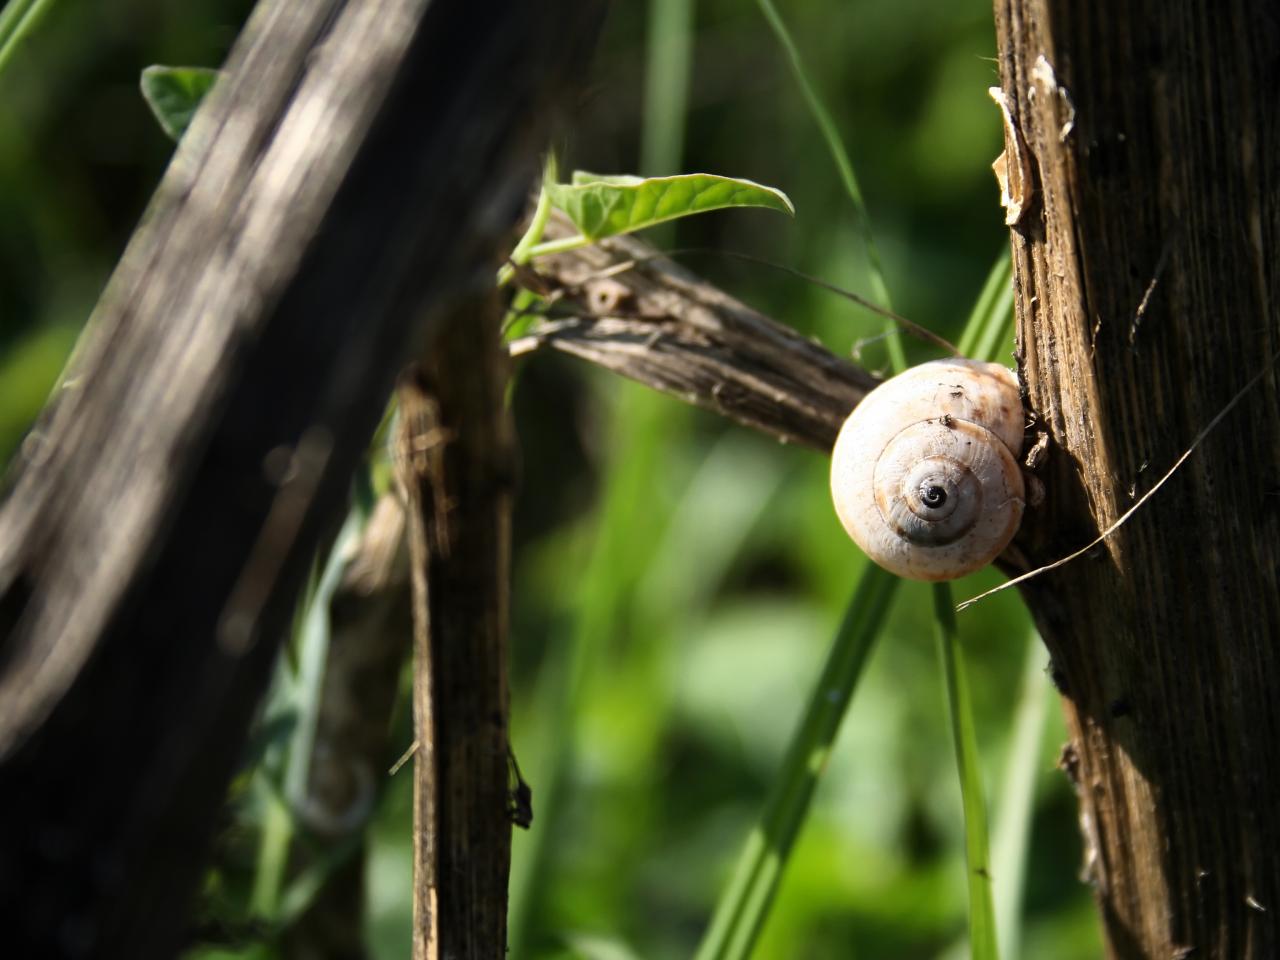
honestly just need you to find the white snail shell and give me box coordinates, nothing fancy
[830,358,1025,581]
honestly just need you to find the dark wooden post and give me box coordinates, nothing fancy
[0,1,603,955]
[396,295,516,960]
[994,1,1280,955]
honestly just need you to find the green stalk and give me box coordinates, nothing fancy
[251,785,294,920]
[957,250,1013,360]
[497,154,560,287]
[693,12,928,956]
[972,289,1016,366]
[251,507,361,918]
[509,11,696,943]
[520,232,593,262]
[509,176,556,265]
[641,0,695,250]
[755,0,904,371]
[693,565,898,960]
[0,0,56,77]
[991,631,1050,960]
[926,247,1017,959]
[507,389,672,953]
[641,0,694,178]
[933,583,999,960]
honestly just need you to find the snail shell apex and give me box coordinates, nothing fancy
[830,359,1026,581]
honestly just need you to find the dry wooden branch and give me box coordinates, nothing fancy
[397,294,516,960]
[510,222,880,452]
[0,0,602,954]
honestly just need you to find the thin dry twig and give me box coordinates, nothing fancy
[1129,237,1176,348]
[509,221,880,452]
[664,248,962,357]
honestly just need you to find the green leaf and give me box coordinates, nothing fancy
[544,172,794,241]
[570,171,644,186]
[140,64,218,142]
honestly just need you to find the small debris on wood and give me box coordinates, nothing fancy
[989,85,1036,225]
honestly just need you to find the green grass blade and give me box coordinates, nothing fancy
[641,0,694,179]
[507,388,673,954]
[509,14,698,935]
[933,583,999,960]
[640,0,695,250]
[251,507,362,918]
[692,13,921,954]
[0,0,56,78]
[991,630,1050,960]
[957,249,1013,360]
[694,565,898,960]
[937,246,1022,960]
[755,0,903,372]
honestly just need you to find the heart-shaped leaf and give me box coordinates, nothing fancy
[545,172,794,241]
[140,65,219,142]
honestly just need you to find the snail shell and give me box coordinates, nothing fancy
[830,358,1025,581]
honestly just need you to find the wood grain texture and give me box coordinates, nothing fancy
[0,0,602,954]
[396,294,516,960]
[511,220,880,453]
[994,1,1280,955]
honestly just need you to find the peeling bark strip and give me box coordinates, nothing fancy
[995,2,1280,957]
[396,297,516,960]
[511,222,880,452]
[0,0,603,954]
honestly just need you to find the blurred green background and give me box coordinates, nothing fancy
[0,0,1101,957]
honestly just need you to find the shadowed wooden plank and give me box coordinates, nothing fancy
[0,1,603,955]
[996,1,1280,955]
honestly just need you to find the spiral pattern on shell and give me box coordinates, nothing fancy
[829,359,1026,581]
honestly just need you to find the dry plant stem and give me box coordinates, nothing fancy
[995,1,1280,957]
[397,295,516,960]
[511,218,880,452]
[284,494,412,960]
[511,230,1029,579]
[0,0,602,953]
